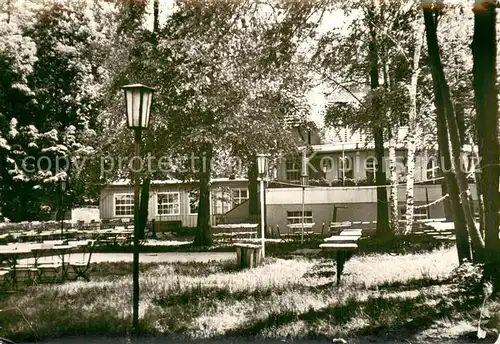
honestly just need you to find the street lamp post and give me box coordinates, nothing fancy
[121,83,154,334]
[300,174,308,244]
[59,178,67,240]
[256,154,269,258]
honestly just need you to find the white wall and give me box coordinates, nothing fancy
[265,184,477,205]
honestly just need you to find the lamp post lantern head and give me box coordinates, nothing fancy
[300,174,309,187]
[256,154,270,177]
[122,84,155,129]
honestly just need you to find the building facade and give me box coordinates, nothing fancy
[98,124,476,230]
[99,178,250,227]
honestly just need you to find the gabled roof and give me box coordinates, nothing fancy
[108,178,248,187]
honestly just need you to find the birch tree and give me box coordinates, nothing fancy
[319,0,421,238]
[404,23,425,234]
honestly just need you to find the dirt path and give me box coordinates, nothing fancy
[19,252,235,265]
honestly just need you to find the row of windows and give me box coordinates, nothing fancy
[287,211,313,224]
[286,156,477,182]
[286,157,372,182]
[114,189,249,217]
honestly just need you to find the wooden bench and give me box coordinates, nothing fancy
[284,223,315,242]
[213,224,259,243]
[329,221,352,234]
[234,243,262,268]
[319,230,361,285]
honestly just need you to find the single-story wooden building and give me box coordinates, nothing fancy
[99,178,250,227]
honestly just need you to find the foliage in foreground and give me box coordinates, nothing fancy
[0,247,495,342]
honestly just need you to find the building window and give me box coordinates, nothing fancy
[415,207,428,219]
[400,206,428,220]
[365,157,376,183]
[285,160,300,182]
[157,192,180,215]
[231,188,248,207]
[114,194,134,217]
[188,190,198,214]
[287,211,313,224]
[212,189,232,215]
[338,156,353,180]
[426,158,439,182]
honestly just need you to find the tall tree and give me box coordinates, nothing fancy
[404,23,424,234]
[111,0,313,246]
[0,1,115,221]
[422,2,472,263]
[471,0,500,281]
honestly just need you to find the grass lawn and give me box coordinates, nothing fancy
[0,246,497,343]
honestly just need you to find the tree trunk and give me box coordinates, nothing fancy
[374,128,390,237]
[388,126,399,233]
[368,4,390,238]
[471,0,500,282]
[248,158,259,221]
[438,150,453,221]
[442,79,485,262]
[404,26,424,235]
[150,0,159,45]
[429,10,485,262]
[153,0,159,33]
[383,58,399,234]
[194,143,213,247]
[469,135,485,238]
[423,6,472,263]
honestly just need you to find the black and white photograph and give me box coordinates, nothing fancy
[0,0,499,343]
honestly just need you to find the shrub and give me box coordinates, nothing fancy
[450,261,484,298]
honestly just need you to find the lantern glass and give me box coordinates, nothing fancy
[256,154,269,176]
[122,84,154,129]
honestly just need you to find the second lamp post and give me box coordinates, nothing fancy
[256,154,269,257]
[121,83,154,334]
[59,177,67,240]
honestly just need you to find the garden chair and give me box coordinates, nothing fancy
[68,239,97,282]
[37,243,65,283]
[15,257,39,286]
[0,269,12,290]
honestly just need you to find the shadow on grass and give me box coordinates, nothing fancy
[87,261,160,279]
[223,289,479,339]
[356,235,456,256]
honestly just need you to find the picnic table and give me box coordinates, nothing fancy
[92,228,133,246]
[0,246,33,285]
[319,229,362,285]
[416,221,482,242]
[0,240,94,287]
